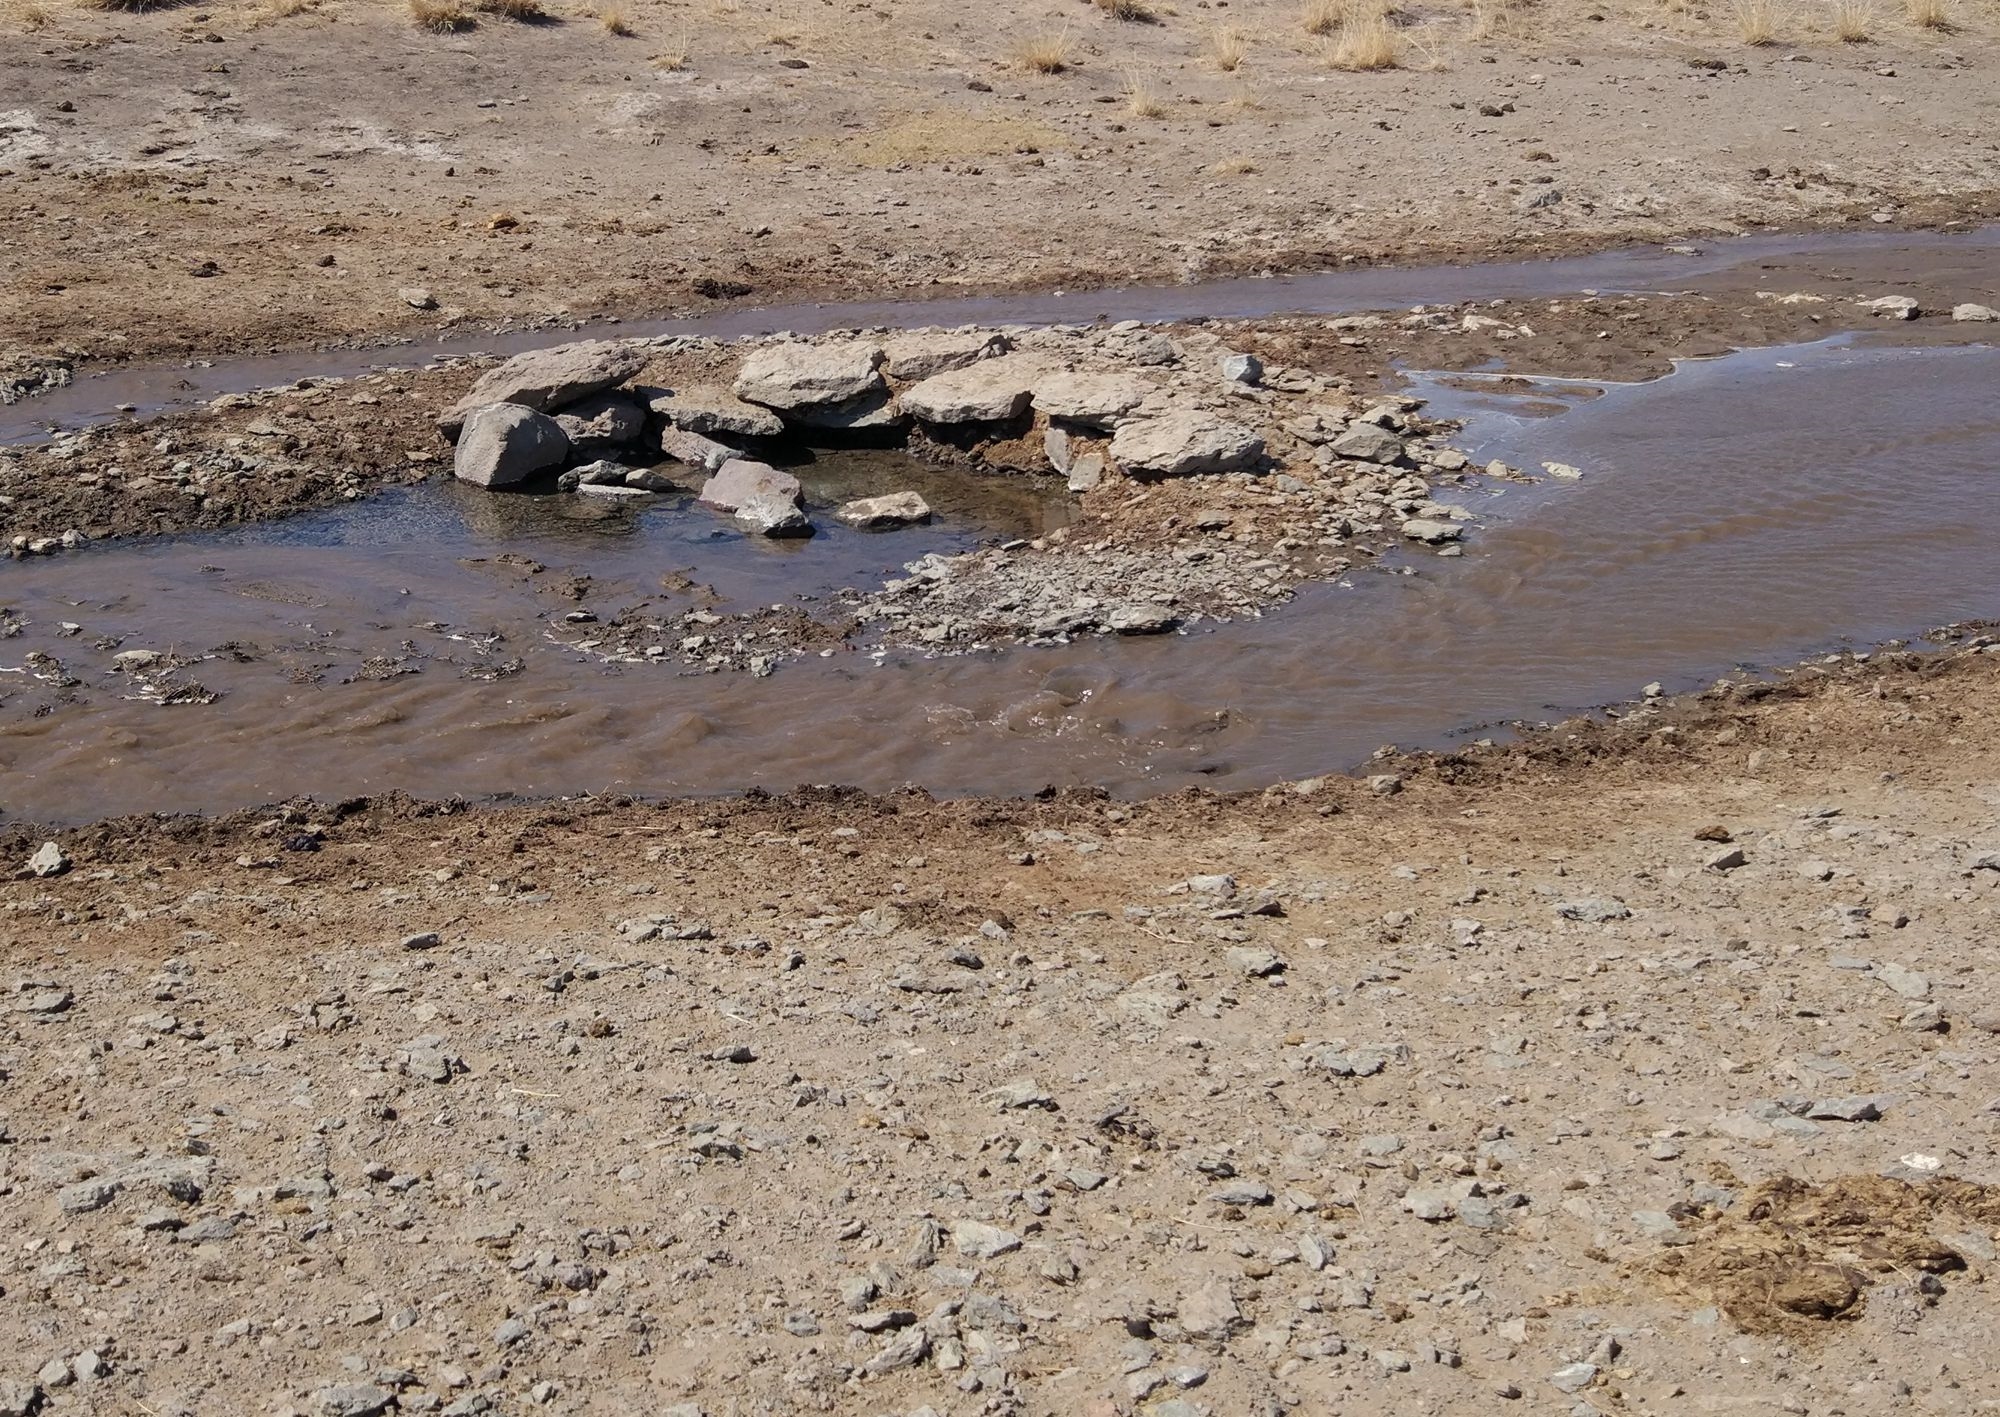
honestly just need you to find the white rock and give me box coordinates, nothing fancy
[1952,302,1999,322]
[883,329,1011,381]
[697,460,801,514]
[735,341,885,410]
[1109,413,1263,478]
[645,384,786,438]
[837,493,932,529]
[453,404,571,488]
[899,360,1038,424]
[29,841,71,877]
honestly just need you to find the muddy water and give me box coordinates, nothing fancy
[7,225,1996,443]
[3,336,1996,824]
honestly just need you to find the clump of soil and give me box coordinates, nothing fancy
[1646,1174,1999,1334]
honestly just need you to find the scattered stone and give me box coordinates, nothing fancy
[1806,1095,1885,1122]
[1105,604,1178,635]
[1953,302,2000,322]
[27,841,69,878]
[698,460,802,514]
[552,391,647,452]
[1400,517,1463,544]
[1860,295,1919,319]
[951,1221,1022,1259]
[1557,898,1630,922]
[1219,352,1263,387]
[1328,424,1406,465]
[1550,1362,1598,1394]
[315,1384,395,1417]
[1873,962,1929,999]
[399,286,437,311]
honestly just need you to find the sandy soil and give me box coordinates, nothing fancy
[3,640,1999,1415]
[4,0,2000,371]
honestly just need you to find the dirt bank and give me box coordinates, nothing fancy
[5,0,2000,373]
[3,637,1998,1415]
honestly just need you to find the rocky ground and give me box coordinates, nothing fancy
[3,640,1999,1417]
[4,0,2000,374]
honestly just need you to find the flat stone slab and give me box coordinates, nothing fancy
[1109,412,1263,478]
[735,341,886,411]
[645,385,786,438]
[899,360,1038,424]
[1032,370,1157,429]
[442,340,643,438]
[884,330,1012,381]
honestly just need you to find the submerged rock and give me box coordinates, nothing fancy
[453,404,570,488]
[837,492,932,529]
[698,459,802,514]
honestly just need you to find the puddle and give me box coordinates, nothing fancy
[6,224,1995,444]
[2,337,1997,825]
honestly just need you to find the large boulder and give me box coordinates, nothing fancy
[1109,413,1263,479]
[697,459,802,514]
[553,392,647,453]
[453,403,571,488]
[883,330,1011,381]
[644,385,786,438]
[1031,370,1157,430]
[899,360,1038,425]
[440,340,644,439]
[735,341,886,411]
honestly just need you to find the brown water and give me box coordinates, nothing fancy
[3,334,1997,824]
[6,224,1996,444]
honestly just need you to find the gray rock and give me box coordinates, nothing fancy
[1329,424,1407,464]
[1403,1190,1456,1221]
[400,286,437,310]
[1400,517,1463,544]
[1208,1180,1273,1206]
[837,493,932,529]
[644,384,786,438]
[1110,413,1264,478]
[1806,1095,1885,1122]
[315,1384,395,1417]
[1106,604,1178,635]
[1953,302,2000,322]
[0,1381,39,1417]
[698,460,802,514]
[28,841,69,878]
[1556,898,1630,922]
[1861,295,1919,319]
[950,1221,1021,1259]
[785,390,906,432]
[1224,946,1284,977]
[658,426,741,473]
[560,459,634,489]
[861,1326,931,1375]
[552,392,647,452]
[1067,453,1106,493]
[1705,846,1747,871]
[1873,962,1929,999]
[1032,370,1156,429]
[735,492,813,538]
[1550,1362,1597,1394]
[1219,352,1263,387]
[58,1179,120,1214]
[1177,1280,1245,1341]
[899,361,1037,424]
[442,339,644,438]
[735,341,886,410]
[883,329,1011,381]
[453,404,570,489]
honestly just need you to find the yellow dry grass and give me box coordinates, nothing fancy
[1735,0,1777,42]
[475,0,543,21]
[1205,24,1246,69]
[1302,0,1343,34]
[1123,69,1169,116]
[651,40,690,67]
[1209,155,1258,175]
[1093,0,1153,18]
[1832,0,1871,37]
[409,0,472,30]
[598,3,633,33]
[1328,11,1399,68]
[1016,27,1074,73]
[1904,0,1946,26]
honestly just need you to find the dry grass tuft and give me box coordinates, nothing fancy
[1329,11,1400,68]
[1302,0,1344,34]
[651,44,691,68]
[1904,0,1947,26]
[1123,69,1169,117]
[248,0,316,25]
[1093,0,1154,19]
[1017,26,1075,73]
[1832,0,1871,37]
[1735,0,1777,42]
[598,3,633,33]
[476,0,545,21]
[409,0,473,30]
[1205,24,1246,69]
[17,0,51,25]
[79,0,191,10]
[1209,155,1258,175]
